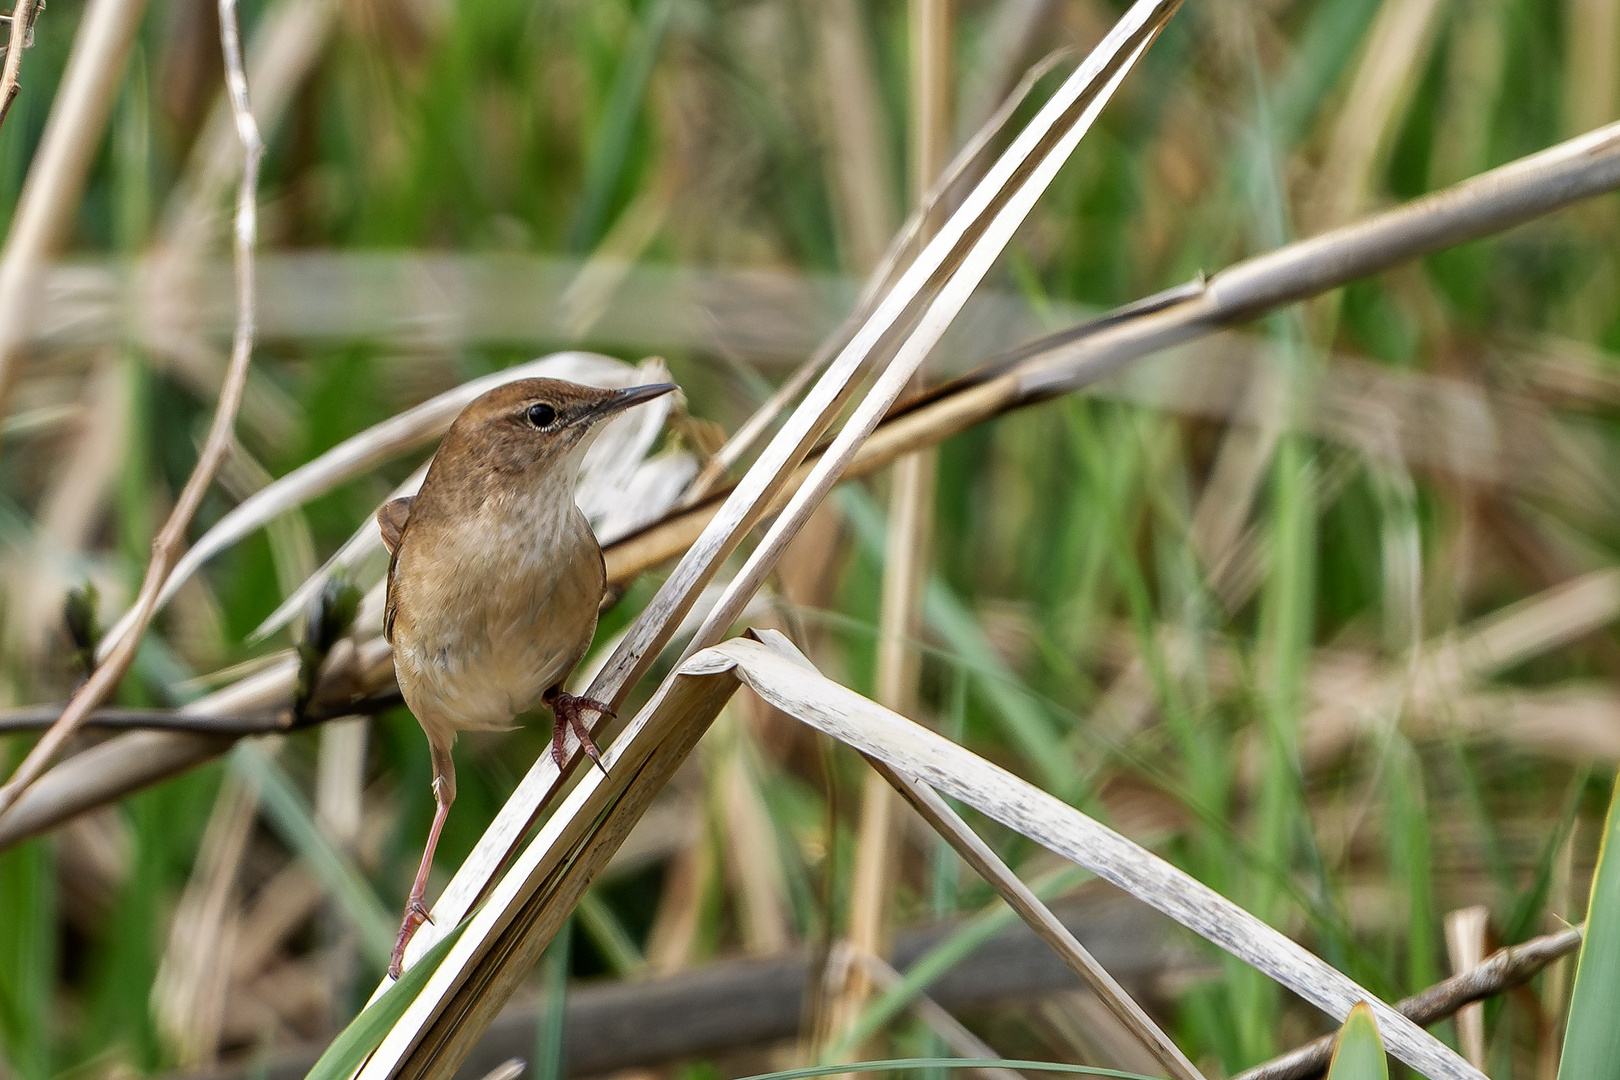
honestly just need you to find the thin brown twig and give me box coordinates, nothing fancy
[1234,926,1584,1080]
[0,0,262,821]
[0,0,40,132]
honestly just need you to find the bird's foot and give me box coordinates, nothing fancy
[548,692,614,774]
[389,894,433,979]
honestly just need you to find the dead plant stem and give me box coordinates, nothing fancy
[836,0,954,1064]
[0,0,150,428]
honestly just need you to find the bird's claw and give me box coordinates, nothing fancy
[389,895,433,979]
[548,692,614,775]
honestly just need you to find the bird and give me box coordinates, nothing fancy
[378,376,678,977]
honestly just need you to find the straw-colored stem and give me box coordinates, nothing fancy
[0,0,150,428]
[835,0,953,1061]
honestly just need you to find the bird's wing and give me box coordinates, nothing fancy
[378,497,415,555]
[378,496,415,643]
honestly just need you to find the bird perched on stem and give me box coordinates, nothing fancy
[379,376,678,978]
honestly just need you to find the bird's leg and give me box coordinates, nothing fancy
[542,686,614,774]
[390,758,454,979]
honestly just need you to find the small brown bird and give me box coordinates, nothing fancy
[379,376,677,977]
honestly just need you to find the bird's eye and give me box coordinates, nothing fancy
[526,402,558,428]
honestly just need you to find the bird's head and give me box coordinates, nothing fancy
[435,377,679,488]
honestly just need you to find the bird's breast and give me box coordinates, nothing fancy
[389,493,605,734]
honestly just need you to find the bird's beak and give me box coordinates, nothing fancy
[589,382,679,422]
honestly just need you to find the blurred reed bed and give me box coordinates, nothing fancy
[0,0,1618,1078]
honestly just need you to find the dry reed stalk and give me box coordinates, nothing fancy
[1443,906,1491,1069]
[0,689,401,737]
[0,0,39,131]
[688,634,1481,1080]
[0,0,150,428]
[0,0,262,819]
[815,0,899,276]
[832,0,955,1062]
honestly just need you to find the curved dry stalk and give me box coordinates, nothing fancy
[0,0,262,820]
[702,635,1483,1080]
[0,691,403,735]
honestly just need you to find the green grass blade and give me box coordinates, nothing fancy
[1327,1003,1389,1080]
[1556,776,1620,1079]
[302,920,468,1080]
[567,0,675,253]
[532,916,572,1080]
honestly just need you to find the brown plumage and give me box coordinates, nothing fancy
[380,376,677,977]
